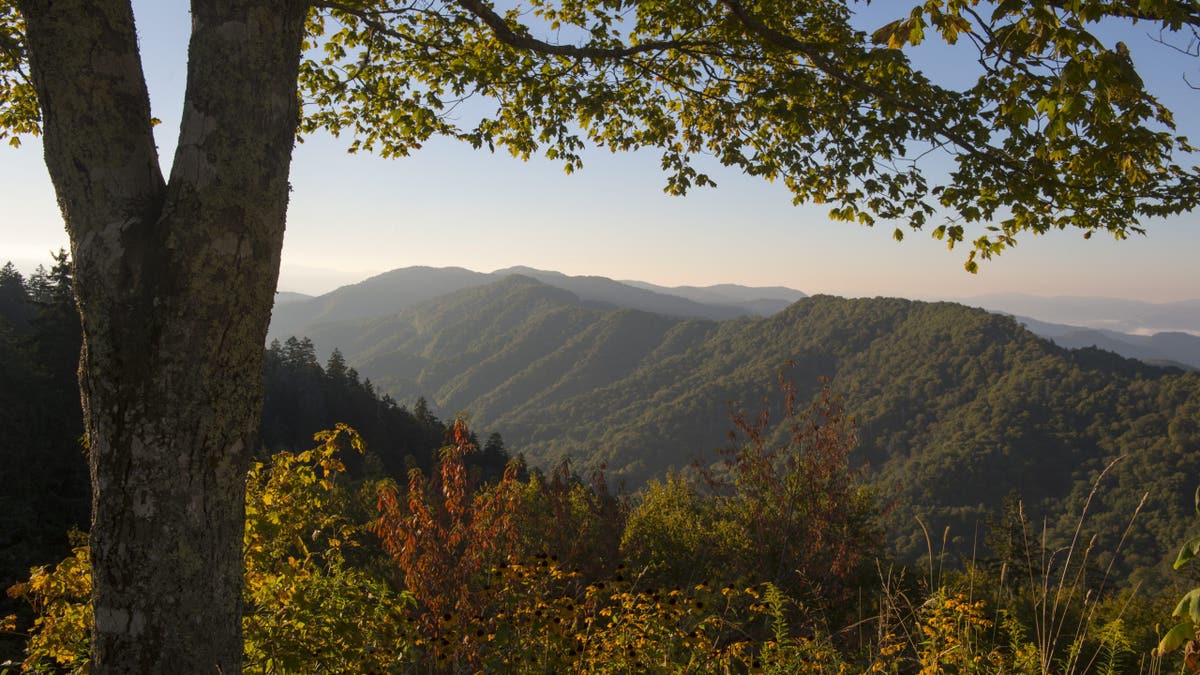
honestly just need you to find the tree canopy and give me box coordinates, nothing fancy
[4,0,1199,269]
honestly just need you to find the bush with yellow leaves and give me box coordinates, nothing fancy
[8,424,417,674]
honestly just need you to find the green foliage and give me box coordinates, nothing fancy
[0,253,491,663]
[261,336,464,479]
[1176,536,1200,570]
[286,1,1200,266]
[506,459,626,579]
[0,0,37,148]
[868,561,1156,675]
[1157,484,1200,671]
[7,541,91,673]
[713,378,882,610]
[6,2,1200,259]
[0,252,86,663]
[4,256,1197,670]
[10,419,1196,673]
[623,377,882,631]
[242,423,417,673]
[11,426,419,673]
[420,555,847,673]
[621,473,748,587]
[1093,618,1136,675]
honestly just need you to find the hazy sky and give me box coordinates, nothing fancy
[2,2,1197,300]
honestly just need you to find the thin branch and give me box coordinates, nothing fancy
[720,0,1007,168]
[453,0,717,59]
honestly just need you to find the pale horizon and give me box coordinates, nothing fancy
[257,260,1198,306]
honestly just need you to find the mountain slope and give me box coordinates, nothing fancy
[270,265,806,342]
[620,279,805,314]
[302,277,1200,586]
[486,267,752,320]
[269,266,492,340]
[274,267,1198,374]
[273,291,313,306]
[302,275,717,418]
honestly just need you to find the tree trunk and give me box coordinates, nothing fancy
[18,0,308,670]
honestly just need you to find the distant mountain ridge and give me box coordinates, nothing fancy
[272,265,1197,371]
[488,266,756,320]
[269,265,806,342]
[619,279,805,316]
[1015,315,1200,370]
[273,291,313,306]
[269,266,494,340]
[288,275,1200,586]
[961,293,1200,335]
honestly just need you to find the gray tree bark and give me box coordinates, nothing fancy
[17,0,308,670]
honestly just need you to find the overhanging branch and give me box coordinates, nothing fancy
[453,0,716,58]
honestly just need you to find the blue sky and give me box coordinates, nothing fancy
[1,2,1197,300]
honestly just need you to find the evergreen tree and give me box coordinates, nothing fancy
[325,348,347,381]
[0,262,31,330]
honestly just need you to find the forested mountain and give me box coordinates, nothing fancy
[7,260,1198,669]
[275,265,1196,372]
[268,265,803,342]
[488,266,756,320]
[269,266,493,339]
[301,275,1200,586]
[619,279,806,315]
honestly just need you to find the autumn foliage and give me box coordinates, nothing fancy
[373,419,524,637]
[7,383,1183,673]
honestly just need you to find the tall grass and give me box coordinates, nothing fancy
[869,458,1156,674]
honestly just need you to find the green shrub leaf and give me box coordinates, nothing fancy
[1174,536,1200,570]
[1157,620,1195,655]
[1175,589,1200,624]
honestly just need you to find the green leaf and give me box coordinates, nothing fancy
[1174,536,1200,570]
[1194,484,1199,516]
[871,20,904,46]
[909,20,925,45]
[1175,588,1200,624]
[1157,620,1195,655]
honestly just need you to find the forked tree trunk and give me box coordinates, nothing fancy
[18,0,308,670]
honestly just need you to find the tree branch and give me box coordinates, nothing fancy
[452,0,716,59]
[719,0,1008,169]
[1043,0,1200,27]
